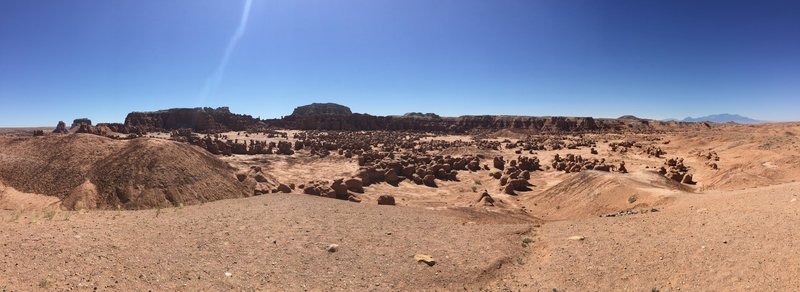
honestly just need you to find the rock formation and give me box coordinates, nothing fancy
[290,103,352,116]
[113,104,709,134]
[53,121,68,134]
[124,107,260,133]
[659,158,695,184]
[71,118,92,128]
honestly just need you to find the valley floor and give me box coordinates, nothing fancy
[2,181,799,291]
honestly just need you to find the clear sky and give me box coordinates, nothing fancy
[1,0,798,126]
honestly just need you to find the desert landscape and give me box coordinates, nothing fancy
[3,1,800,290]
[1,103,798,290]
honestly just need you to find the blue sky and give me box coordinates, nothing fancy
[1,0,798,126]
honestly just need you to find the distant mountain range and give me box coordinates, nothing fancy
[665,114,765,124]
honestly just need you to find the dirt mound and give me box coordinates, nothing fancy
[0,134,249,210]
[523,171,680,220]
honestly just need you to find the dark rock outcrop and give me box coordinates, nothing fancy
[115,104,710,134]
[71,118,92,128]
[273,113,705,134]
[403,112,441,119]
[53,121,69,134]
[124,107,260,133]
[290,103,352,117]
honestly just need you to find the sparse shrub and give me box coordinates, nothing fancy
[44,209,56,221]
[10,210,22,223]
[522,238,534,247]
[29,213,39,224]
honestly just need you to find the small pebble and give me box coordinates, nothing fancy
[326,244,339,253]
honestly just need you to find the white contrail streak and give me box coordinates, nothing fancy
[200,0,253,101]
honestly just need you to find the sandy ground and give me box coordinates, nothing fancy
[0,194,533,291]
[1,123,799,290]
[2,182,798,291]
[491,181,800,291]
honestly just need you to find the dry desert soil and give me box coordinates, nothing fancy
[1,122,800,291]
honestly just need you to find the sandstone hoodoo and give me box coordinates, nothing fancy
[290,103,353,116]
[53,121,68,134]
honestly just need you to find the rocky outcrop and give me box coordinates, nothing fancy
[274,113,705,134]
[290,103,352,116]
[403,112,441,119]
[115,104,709,134]
[124,107,260,133]
[551,153,620,173]
[659,158,695,184]
[53,121,68,134]
[71,118,92,128]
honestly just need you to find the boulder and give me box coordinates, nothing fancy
[331,179,349,197]
[254,173,270,183]
[509,178,530,192]
[493,156,505,170]
[385,169,400,186]
[235,172,247,182]
[276,141,295,155]
[303,186,320,196]
[377,195,396,205]
[423,175,437,187]
[503,183,516,195]
[344,178,364,193]
[277,184,292,193]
